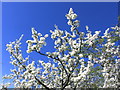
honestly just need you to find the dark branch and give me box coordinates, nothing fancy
[37,51,69,77]
[11,52,50,89]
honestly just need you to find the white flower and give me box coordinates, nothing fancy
[32,28,37,34]
[26,28,48,53]
[79,54,83,58]
[72,32,76,38]
[38,33,42,36]
[66,8,77,20]
[18,54,23,60]
[73,20,80,27]
[86,25,89,30]
[50,29,63,39]
[71,26,76,32]
[54,38,61,45]
[39,60,43,64]
[103,28,110,37]
[26,49,32,53]
[95,31,101,34]
[88,55,92,60]
[2,75,12,79]
[44,34,48,38]
[67,20,72,25]
[69,8,74,14]
[71,14,77,20]
[40,37,45,41]
[70,50,76,56]
[61,57,68,61]
[3,83,11,88]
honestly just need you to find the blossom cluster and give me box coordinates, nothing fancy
[2,8,120,89]
[66,8,79,32]
[26,28,48,53]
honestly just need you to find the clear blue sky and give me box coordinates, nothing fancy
[2,2,118,83]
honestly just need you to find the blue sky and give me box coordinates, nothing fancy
[2,2,118,84]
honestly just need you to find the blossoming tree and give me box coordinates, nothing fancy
[1,8,120,89]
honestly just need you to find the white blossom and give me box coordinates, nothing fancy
[66,8,77,20]
[79,54,83,58]
[3,8,120,89]
[26,28,48,53]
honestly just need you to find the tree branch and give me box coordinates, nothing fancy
[11,53,51,89]
[34,76,51,90]
[36,51,69,77]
